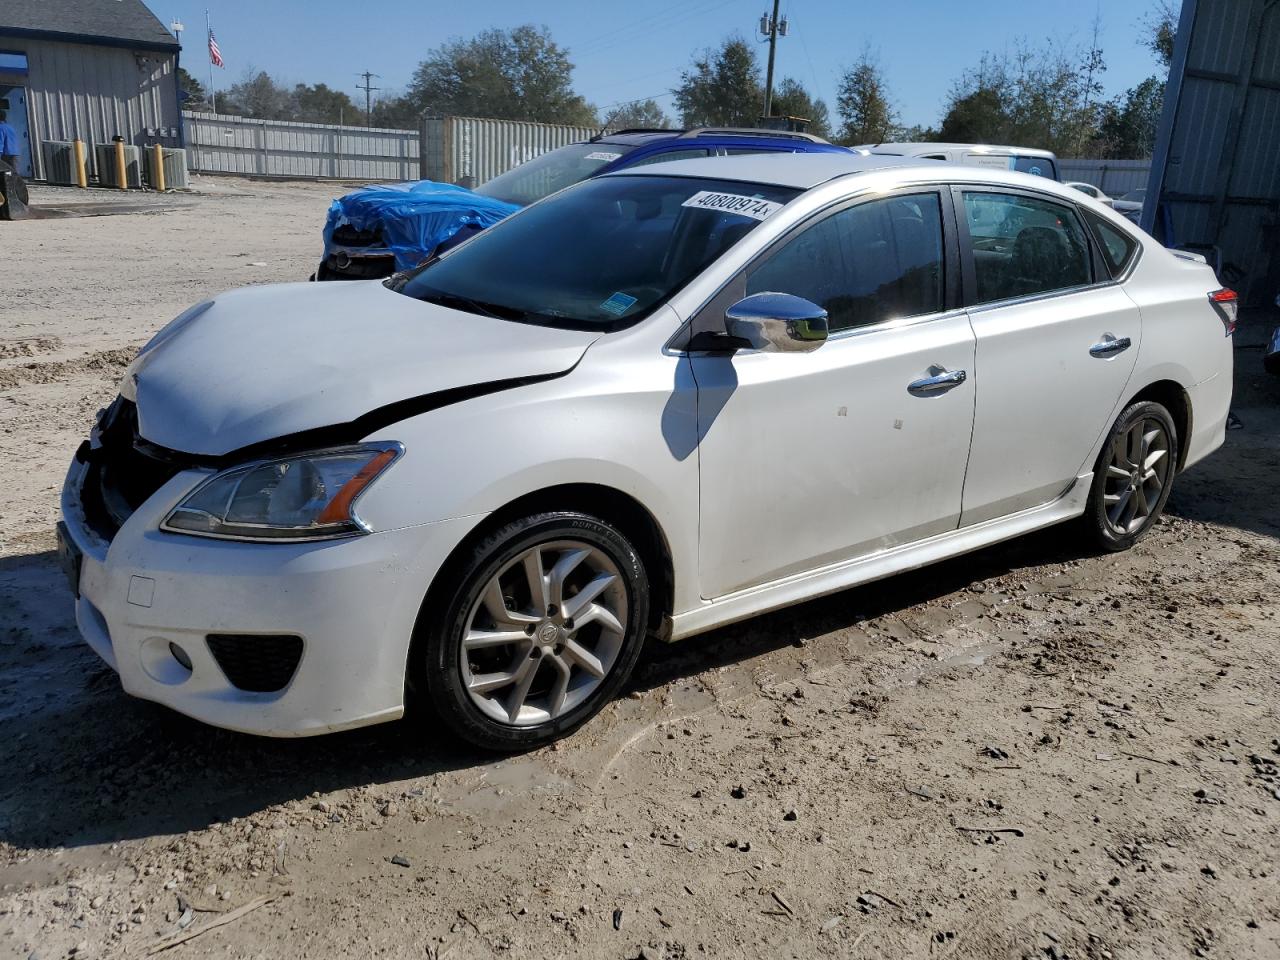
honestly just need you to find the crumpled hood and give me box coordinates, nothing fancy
[127,281,598,457]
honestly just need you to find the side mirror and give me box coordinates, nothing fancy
[724,292,828,353]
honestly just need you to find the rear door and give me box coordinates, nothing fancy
[955,186,1140,525]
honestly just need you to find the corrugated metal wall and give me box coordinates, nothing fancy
[5,37,180,181]
[1058,159,1152,197]
[420,116,601,185]
[184,112,419,180]
[1147,0,1280,303]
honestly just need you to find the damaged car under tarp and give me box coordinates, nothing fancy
[318,181,519,279]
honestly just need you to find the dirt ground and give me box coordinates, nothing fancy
[2,178,1280,960]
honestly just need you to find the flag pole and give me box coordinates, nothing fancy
[206,9,217,113]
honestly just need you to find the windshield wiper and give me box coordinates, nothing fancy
[419,290,527,322]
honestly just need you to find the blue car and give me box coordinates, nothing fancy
[316,127,850,281]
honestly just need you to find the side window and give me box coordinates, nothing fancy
[627,148,709,167]
[961,192,1092,304]
[747,193,946,333]
[1081,208,1139,278]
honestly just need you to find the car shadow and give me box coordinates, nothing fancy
[0,524,1078,852]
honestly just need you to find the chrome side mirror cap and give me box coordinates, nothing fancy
[724,292,828,353]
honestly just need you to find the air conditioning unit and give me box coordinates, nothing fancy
[41,140,77,185]
[143,146,189,189]
[94,142,143,187]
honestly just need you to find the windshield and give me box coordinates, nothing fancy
[473,142,636,206]
[392,175,799,329]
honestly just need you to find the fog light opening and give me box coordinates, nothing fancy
[168,641,193,671]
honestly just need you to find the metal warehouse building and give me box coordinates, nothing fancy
[0,0,181,182]
[1147,0,1280,306]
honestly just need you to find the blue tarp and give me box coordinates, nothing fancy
[323,181,521,271]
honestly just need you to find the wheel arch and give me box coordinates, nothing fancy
[1125,379,1193,472]
[413,483,676,652]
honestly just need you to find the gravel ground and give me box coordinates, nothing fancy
[2,178,1279,960]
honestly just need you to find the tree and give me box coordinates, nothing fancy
[1143,1,1179,68]
[1093,76,1165,158]
[369,94,421,131]
[935,41,1105,156]
[770,78,831,139]
[673,36,762,128]
[176,67,210,111]
[405,25,596,125]
[603,99,671,130]
[220,70,291,119]
[937,86,1005,143]
[835,52,894,145]
[290,83,360,125]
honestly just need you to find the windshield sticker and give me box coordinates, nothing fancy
[585,151,623,162]
[599,292,638,316]
[681,190,782,221]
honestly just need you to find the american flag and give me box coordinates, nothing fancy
[208,29,224,68]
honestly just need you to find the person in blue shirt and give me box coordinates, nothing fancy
[0,110,20,172]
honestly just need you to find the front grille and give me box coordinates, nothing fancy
[324,254,396,280]
[206,634,304,693]
[332,224,383,247]
[80,398,186,541]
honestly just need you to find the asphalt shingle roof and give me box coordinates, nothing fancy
[0,0,179,50]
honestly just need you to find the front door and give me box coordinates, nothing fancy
[0,84,31,177]
[692,190,977,599]
[955,188,1140,525]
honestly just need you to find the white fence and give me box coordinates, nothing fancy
[183,111,419,181]
[1058,159,1152,198]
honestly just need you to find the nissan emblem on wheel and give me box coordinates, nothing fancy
[61,153,1233,750]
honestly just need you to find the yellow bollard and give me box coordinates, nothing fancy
[152,143,165,192]
[72,139,87,188]
[114,138,127,190]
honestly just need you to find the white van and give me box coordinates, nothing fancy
[852,142,1060,180]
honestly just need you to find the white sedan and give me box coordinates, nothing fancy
[1065,181,1115,206]
[60,154,1235,750]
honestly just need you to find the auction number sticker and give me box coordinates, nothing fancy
[681,191,782,221]
[585,151,623,161]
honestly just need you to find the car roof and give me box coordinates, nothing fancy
[604,152,936,189]
[855,141,1058,159]
[605,151,1079,194]
[593,127,839,149]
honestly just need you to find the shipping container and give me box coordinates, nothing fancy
[419,116,602,186]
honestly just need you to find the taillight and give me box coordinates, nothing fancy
[1208,288,1238,336]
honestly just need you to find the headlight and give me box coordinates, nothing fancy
[161,443,402,542]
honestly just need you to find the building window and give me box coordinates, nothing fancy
[0,51,29,76]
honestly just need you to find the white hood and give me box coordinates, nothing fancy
[128,281,599,456]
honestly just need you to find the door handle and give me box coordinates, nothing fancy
[1089,335,1132,358]
[907,368,967,395]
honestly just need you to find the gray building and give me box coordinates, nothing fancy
[1146,0,1280,306]
[0,0,182,181]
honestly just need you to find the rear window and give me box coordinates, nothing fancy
[1082,209,1139,277]
[1012,156,1057,179]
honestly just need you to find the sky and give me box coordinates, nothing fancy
[148,0,1170,127]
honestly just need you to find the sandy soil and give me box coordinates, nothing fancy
[2,178,1280,960]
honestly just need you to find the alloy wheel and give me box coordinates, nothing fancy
[459,540,628,727]
[1102,417,1171,536]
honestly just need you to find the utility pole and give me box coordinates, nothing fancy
[356,71,380,128]
[759,1,788,119]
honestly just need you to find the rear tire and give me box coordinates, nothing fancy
[1081,400,1178,552]
[415,512,649,752]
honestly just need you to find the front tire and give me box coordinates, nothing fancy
[417,512,649,751]
[1082,400,1178,552]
